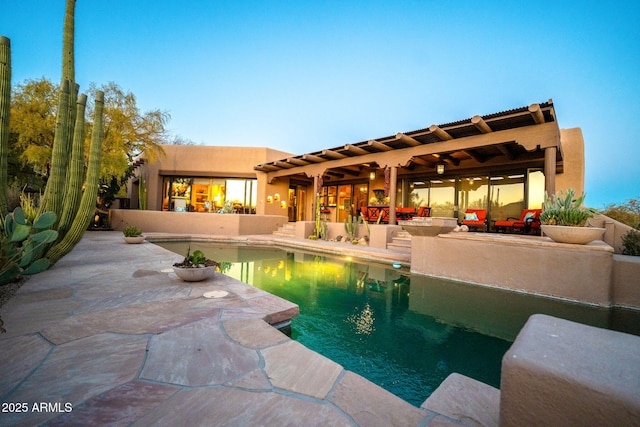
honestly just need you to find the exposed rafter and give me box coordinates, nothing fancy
[429,124,454,141]
[367,139,393,152]
[528,103,545,124]
[344,144,369,155]
[462,149,486,163]
[395,132,421,147]
[274,160,295,169]
[287,157,310,166]
[471,115,492,133]
[302,153,326,163]
[322,149,347,159]
[332,167,361,176]
[497,144,517,160]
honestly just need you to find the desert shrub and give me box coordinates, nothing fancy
[601,197,640,229]
[622,229,640,256]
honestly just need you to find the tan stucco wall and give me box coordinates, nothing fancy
[612,254,640,308]
[109,209,288,235]
[556,127,585,195]
[410,233,615,305]
[134,145,293,211]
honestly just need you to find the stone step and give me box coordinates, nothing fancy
[421,373,500,427]
[386,242,411,254]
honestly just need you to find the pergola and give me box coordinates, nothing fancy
[255,100,562,223]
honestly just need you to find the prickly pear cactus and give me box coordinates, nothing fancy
[1,207,59,285]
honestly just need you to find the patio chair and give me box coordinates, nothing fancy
[461,209,487,231]
[495,209,542,234]
[416,206,431,218]
[396,207,416,220]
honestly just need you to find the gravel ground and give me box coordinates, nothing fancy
[0,279,24,333]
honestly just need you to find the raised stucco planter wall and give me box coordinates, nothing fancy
[613,254,640,308]
[410,233,615,305]
[109,210,288,236]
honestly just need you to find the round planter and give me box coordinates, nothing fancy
[123,235,145,244]
[172,266,217,282]
[541,225,605,245]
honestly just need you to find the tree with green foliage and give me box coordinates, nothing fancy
[601,197,640,229]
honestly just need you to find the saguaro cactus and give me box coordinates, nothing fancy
[1,0,106,280]
[0,36,10,218]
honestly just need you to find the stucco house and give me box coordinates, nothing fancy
[127,99,584,229]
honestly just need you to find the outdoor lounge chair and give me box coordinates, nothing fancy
[494,208,542,234]
[416,206,431,218]
[461,209,487,231]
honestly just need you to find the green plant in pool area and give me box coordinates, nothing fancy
[174,245,220,268]
[540,189,593,226]
[123,225,142,237]
[344,213,362,243]
[622,229,640,256]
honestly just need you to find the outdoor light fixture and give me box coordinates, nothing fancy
[281,201,287,209]
[369,171,376,180]
[267,196,273,204]
[436,162,445,175]
[274,193,280,201]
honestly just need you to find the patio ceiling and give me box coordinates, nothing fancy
[255,100,561,182]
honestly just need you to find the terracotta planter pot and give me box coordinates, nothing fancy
[541,225,605,245]
[172,266,217,282]
[123,235,145,244]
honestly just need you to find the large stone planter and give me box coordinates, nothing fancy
[172,266,217,282]
[398,217,458,236]
[541,225,606,245]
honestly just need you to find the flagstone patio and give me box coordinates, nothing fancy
[0,231,465,426]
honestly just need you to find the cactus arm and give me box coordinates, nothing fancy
[0,36,10,218]
[47,91,104,264]
[38,79,71,221]
[57,93,87,237]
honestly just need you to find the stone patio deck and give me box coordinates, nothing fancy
[0,231,465,426]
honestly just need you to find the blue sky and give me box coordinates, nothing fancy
[2,1,639,207]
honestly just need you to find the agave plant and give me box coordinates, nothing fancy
[540,189,593,227]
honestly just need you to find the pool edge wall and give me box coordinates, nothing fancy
[410,233,615,306]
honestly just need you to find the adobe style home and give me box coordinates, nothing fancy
[125,99,584,228]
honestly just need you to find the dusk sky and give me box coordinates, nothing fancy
[2,1,639,207]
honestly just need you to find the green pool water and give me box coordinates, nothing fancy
[156,241,640,406]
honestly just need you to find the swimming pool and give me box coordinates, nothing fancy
[156,241,639,406]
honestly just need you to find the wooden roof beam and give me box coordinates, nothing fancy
[302,153,326,163]
[274,160,295,169]
[497,144,517,160]
[411,156,436,168]
[471,115,492,133]
[344,144,369,155]
[528,103,545,124]
[367,139,393,152]
[287,157,310,166]
[462,149,486,163]
[395,132,421,147]
[429,124,454,141]
[441,154,460,166]
[333,167,361,176]
[322,149,347,159]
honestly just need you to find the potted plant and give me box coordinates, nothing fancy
[123,225,145,244]
[172,246,220,282]
[539,189,605,244]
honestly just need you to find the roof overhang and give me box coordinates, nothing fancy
[255,101,561,183]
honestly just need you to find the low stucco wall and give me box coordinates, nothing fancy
[410,233,615,306]
[500,314,640,426]
[109,209,288,236]
[613,254,640,308]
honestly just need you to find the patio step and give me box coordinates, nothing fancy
[387,231,411,254]
[273,223,296,238]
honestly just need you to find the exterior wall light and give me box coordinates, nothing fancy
[267,196,273,204]
[436,162,445,175]
[274,193,280,201]
[281,201,287,209]
[369,171,376,180]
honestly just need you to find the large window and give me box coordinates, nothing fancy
[162,177,257,213]
[489,174,525,223]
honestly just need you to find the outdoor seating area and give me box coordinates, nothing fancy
[494,209,542,235]
[359,206,431,223]
[461,209,488,231]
